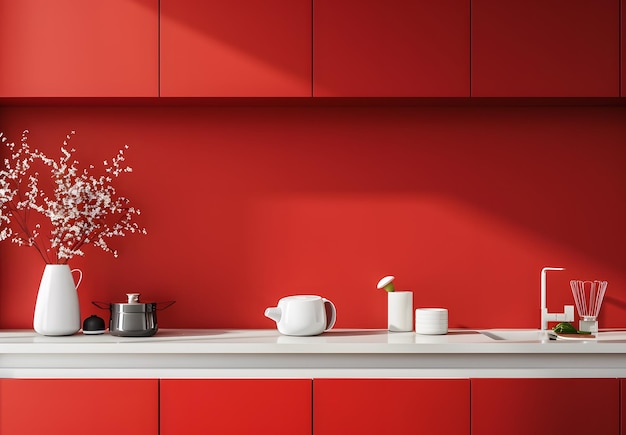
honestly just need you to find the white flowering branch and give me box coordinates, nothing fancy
[0,130,146,264]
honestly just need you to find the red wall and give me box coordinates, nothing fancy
[1,101,625,330]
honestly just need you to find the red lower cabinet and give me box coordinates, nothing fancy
[4,377,621,434]
[313,379,470,435]
[472,378,619,435]
[160,379,312,435]
[0,379,158,435]
[622,379,626,434]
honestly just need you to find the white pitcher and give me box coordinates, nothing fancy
[33,264,82,336]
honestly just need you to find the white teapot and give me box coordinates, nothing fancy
[264,295,336,336]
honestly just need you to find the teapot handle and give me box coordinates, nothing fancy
[323,298,336,331]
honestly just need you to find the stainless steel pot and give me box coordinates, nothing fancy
[93,293,175,337]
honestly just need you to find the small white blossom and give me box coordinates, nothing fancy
[0,130,146,264]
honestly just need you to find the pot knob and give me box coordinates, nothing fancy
[82,315,106,335]
[127,293,140,303]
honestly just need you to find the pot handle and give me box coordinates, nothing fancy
[156,301,176,311]
[92,301,111,310]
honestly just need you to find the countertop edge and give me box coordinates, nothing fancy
[2,329,626,379]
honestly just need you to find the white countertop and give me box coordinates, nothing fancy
[1,328,626,379]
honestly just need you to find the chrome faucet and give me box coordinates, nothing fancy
[540,267,574,330]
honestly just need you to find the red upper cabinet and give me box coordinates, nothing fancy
[160,0,312,97]
[622,0,626,96]
[0,0,158,97]
[472,0,619,97]
[313,0,470,97]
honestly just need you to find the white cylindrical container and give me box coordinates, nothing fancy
[388,291,413,332]
[415,308,448,335]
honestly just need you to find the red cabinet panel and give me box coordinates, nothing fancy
[0,379,158,435]
[0,0,158,97]
[314,379,470,435]
[622,379,626,434]
[622,0,626,96]
[472,0,619,97]
[313,0,470,97]
[160,0,311,97]
[472,378,619,435]
[160,379,312,435]
[620,0,626,97]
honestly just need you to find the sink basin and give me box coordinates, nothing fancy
[480,330,553,342]
[480,329,626,342]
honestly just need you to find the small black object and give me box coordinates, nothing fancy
[82,315,106,335]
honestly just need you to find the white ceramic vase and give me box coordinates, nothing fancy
[33,264,82,336]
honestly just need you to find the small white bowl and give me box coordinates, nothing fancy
[415,324,448,335]
[415,308,448,335]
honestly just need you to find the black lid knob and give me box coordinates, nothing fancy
[82,315,106,334]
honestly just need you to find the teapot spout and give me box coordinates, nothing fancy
[264,307,282,323]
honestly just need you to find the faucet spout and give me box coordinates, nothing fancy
[540,267,574,330]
